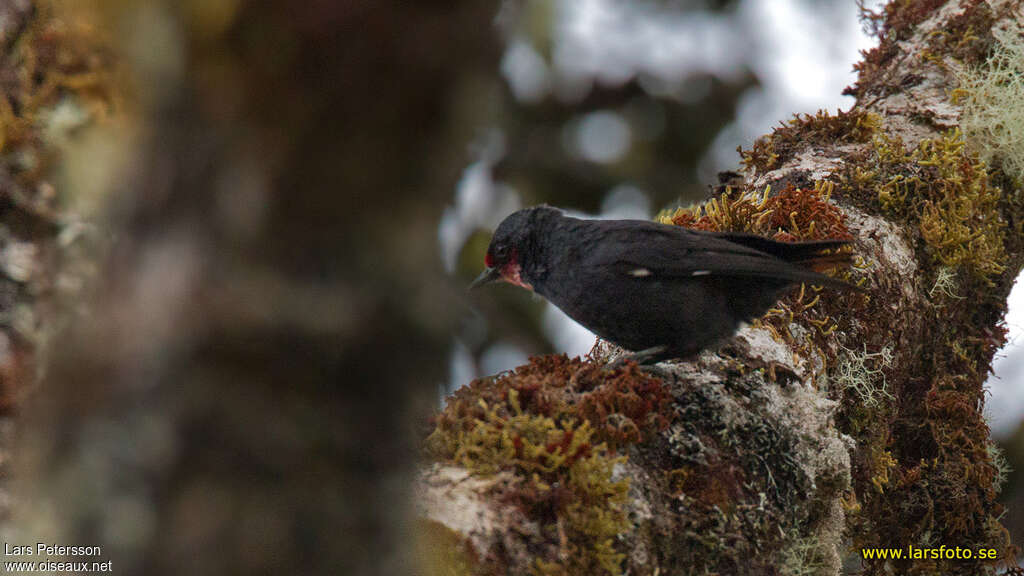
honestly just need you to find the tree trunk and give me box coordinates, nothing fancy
[10,1,500,576]
[420,1,1024,575]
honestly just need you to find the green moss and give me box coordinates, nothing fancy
[428,403,630,574]
[428,348,848,575]
[737,109,881,175]
[868,448,897,494]
[427,355,671,456]
[834,128,1013,574]
[658,185,773,234]
[868,129,1007,284]
[928,0,997,65]
[424,355,670,575]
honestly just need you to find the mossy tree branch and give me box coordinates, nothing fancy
[420,1,1024,574]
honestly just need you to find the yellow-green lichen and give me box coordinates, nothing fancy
[779,531,832,576]
[927,265,966,303]
[832,110,1014,573]
[986,442,1010,496]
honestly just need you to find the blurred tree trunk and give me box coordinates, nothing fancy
[420,1,1024,575]
[12,1,499,576]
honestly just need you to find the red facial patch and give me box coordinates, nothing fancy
[485,253,494,268]
[501,260,532,291]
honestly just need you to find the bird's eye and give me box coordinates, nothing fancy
[494,244,508,258]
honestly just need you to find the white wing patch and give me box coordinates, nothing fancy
[691,270,711,276]
[629,268,653,278]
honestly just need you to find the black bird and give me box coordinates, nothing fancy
[470,205,856,363]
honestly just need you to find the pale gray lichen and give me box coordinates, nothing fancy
[830,344,895,408]
[779,531,831,576]
[986,442,1011,496]
[957,23,1024,182]
[928,265,965,302]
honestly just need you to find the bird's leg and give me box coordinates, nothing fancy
[628,345,670,365]
[605,345,669,370]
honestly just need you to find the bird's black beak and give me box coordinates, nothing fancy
[469,267,502,290]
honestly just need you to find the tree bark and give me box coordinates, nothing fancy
[420,1,1024,575]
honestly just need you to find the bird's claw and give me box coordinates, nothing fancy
[603,345,669,372]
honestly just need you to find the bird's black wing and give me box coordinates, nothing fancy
[581,220,849,287]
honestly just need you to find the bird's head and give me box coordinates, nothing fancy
[470,206,560,291]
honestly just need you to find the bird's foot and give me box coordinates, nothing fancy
[604,346,669,371]
[625,345,670,365]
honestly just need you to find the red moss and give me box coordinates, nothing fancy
[669,211,701,229]
[739,109,879,174]
[763,185,853,241]
[845,40,900,98]
[577,362,672,450]
[670,183,853,243]
[428,354,672,455]
[847,0,990,97]
[882,0,946,41]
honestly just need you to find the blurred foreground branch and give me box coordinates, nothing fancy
[13,1,500,575]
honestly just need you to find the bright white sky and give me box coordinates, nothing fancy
[448,0,1024,436]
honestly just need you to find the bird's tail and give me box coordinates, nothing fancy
[715,232,861,289]
[785,245,862,291]
[715,233,851,261]
[798,249,856,272]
